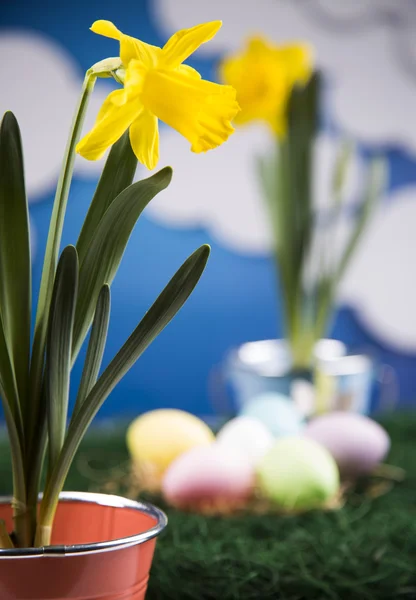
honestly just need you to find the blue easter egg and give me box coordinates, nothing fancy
[241,393,304,438]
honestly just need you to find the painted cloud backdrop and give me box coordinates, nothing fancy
[1,4,416,351]
[0,31,110,202]
[154,0,416,153]
[0,0,415,414]
[148,0,416,350]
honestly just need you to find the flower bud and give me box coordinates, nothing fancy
[112,67,126,85]
[88,57,123,79]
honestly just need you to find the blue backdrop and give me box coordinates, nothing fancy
[1,0,415,418]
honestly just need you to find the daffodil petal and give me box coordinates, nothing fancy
[123,59,148,98]
[77,89,142,161]
[141,69,239,153]
[247,37,270,55]
[162,21,222,68]
[176,64,201,79]
[90,20,121,40]
[120,35,161,68]
[91,20,160,67]
[279,44,314,85]
[129,110,159,170]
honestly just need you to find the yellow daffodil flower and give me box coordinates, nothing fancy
[219,37,313,137]
[76,20,240,169]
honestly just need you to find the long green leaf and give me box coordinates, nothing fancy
[0,312,23,445]
[0,378,26,546]
[0,308,26,543]
[25,411,47,546]
[73,166,173,359]
[41,244,210,525]
[45,246,78,469]
[286,71,320,279]
[72,284,110,420]
[336,158,386,282]
[28,73,95,454]
[331,140,354,207]
[257,153,279,233]
[270,74,320,353]
[76,131,137,263]
[0,112,31,408]
[312,158,386,342]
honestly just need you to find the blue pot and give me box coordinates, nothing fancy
[224,339,374,416]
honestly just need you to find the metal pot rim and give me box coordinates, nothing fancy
[0,491,167,559]
[228,338,347,378]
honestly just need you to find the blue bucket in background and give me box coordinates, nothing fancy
[224,339,350,414]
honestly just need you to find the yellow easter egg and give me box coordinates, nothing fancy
[126,409,214,489]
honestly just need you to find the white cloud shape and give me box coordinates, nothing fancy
[144,123,274,254]
[0,31,111,202]
[145,125,363,255]
[152,0,416,154]
[301,0,392,25]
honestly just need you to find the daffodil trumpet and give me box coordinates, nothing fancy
[220,36,312,137]
[0,18,238,548]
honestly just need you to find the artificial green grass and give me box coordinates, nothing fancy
[0,413,414,599]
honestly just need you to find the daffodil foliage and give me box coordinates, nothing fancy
[0,23,221,546]
[258,75,386,369]
[221,35,386,369]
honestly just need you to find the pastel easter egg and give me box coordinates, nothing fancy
[162,445,254,513]
[216,416,274,466]
[305,412,390,479]
[241,393,304,438]
[126,409,214,489]
[257,437,339,511]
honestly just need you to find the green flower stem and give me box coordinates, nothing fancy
[24,71,96,545]
[34,524,52,548]
[290,326,316,371]
[25,416,47,546]
[0,520,14,549]
[27,71,97,450]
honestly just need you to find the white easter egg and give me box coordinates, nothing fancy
[216,416,274,466]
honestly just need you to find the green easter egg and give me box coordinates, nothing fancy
[257,437,339,511]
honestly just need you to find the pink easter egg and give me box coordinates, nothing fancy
[162,445,254,513]
[305,412,390,479]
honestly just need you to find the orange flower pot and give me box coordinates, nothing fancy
[0,492,167,600]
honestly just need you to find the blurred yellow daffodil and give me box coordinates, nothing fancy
[76,20,240,169]
[220,37,312,137]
